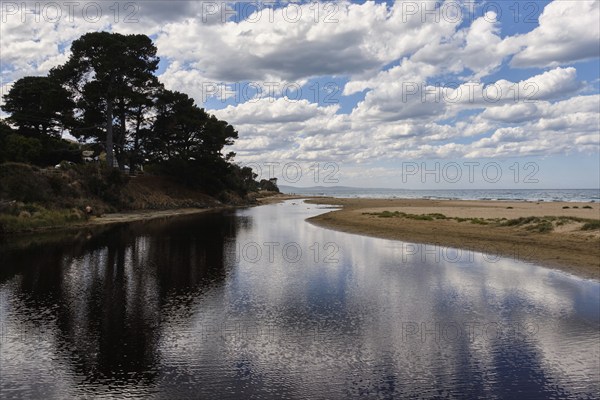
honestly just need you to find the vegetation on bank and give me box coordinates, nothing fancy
[0,207,87,233]
[0,161,281,234]
[363,211,600,233]
[0,32,279,234]
[0,162,228,233]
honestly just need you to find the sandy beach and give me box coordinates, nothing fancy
[88,208,221,225]
[91,193,301,225]
[89,193,301,224]
[305,198,600,280]
[6,194,599,279]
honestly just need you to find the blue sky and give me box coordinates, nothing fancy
[1,0,599,188]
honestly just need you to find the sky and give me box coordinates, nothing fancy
[1,0,599,188]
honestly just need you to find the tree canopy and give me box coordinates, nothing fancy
[1,32,259,196]
[2,76,74,138]
[52,32,160,168]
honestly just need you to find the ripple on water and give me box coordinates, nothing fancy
[0,201,599,399]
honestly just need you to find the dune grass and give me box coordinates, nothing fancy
[0,206,87,233]
[581,220,600,231]
[362,210,600,234]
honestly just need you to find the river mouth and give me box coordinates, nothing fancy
[1,200,598,399]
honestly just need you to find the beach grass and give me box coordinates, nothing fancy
[362,210,600,234]
[306,198,600,279]
[0,207,87,233]
[581,220,600,231]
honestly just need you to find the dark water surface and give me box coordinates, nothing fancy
[0,201,598,399]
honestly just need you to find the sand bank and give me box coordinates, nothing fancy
[305,198,600,280]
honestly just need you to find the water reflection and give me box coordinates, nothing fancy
[0,201,598,399]
[0,212,238,398]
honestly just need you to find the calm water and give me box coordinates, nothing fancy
[0,201,599,399]
[279,188,600,203]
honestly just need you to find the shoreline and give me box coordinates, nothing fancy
[1,193,302,237]
[3,194,598,280]
[304,197,600,280]
[2,207,228,237]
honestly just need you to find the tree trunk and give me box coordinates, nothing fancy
[118,103,126,171]
[131,107,142,173]
[106,97,114,168]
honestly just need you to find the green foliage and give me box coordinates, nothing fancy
[54,32,160,168]
[583,205,593,209]
[77,164,129,206]
[498,215,600,233]
[0,206,86,233]
[145,90,238,165]
[427,213,447,219]
[0,121,11,163]
[377,211,400,218]
[581,221,600,231]
[0,163,52,203]
[0,121,81,167]
[365,211,446,221]
[258,179,280,192]
[0,162,129,212]
[527,220,553,233]
[500,216,540,226]
[1,32,262,204]
[235,165,259,193]
[361,212,600,235]
[3,135,43,163]
[38,137,82,166]
[1,76,74,137]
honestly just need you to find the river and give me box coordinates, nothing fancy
[0,200,598,399]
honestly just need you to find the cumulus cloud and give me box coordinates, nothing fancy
[155,0,460,83]
[0,0,199,83]
[510,0,600,67]
[1,0,598,171]
[217,81,597,164]
[411,11,519,80]
[445,67,582,109]
[215,97,339,126]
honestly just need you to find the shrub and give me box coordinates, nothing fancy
[412,214,433,221]
[378,211,400,218]
[0,162,52,203]
[0,207,86,233]
[581,221,600,231]
[77,164,129,206]
[528,221,554,233]
[427,213,447,219]
[501,216,539,227]
[3,135,43,164]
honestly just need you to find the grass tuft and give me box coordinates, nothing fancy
[0,207,87,233]
[581,221,600,231]
[361,210,600,234]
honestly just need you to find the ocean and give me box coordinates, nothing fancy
[278,187,600,203]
